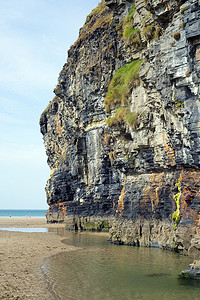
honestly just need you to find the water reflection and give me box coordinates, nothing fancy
[48,227,65,237]
[42,231,199,300]
[178,277,200,288]
[0,227,48,232]
[146,273,170,277]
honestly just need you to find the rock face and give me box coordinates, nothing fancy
[180,260,200,278]
[40,0,200,257]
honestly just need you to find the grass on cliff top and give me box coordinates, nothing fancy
[85,0,107,23]
[104,59,143,113]
[76,0,113,43]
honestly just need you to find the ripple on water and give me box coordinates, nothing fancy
[41,232,200,300]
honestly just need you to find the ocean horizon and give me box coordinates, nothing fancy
[0,209,47,218]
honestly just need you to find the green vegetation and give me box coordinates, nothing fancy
[75,0,113,45]
[105,59,143,129]
[104,59,143,113]
[172,180,181,231]
[122,3,141,46]
[172,236,177,248]
[142,24,161,41]
[85,222,96,229]
[174,94,184,108]
[154,26,161,40]
[180,271,194,279]
[123,3,135,34]
[143,24,154,41]
[102,221,108,227]
[175,102,184,108]
[84,220,109,232]
[120,4,161,45]
[124,28,141,46]
[86,0,107,23]
[106,107,138,128]
[180,6,188,14]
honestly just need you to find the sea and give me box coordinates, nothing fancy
[0,209,47,218]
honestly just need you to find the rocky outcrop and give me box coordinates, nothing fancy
[40,0,200,258]
[180,260,200,278]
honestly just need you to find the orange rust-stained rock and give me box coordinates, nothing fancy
[117,177,126,216]
[178,170,200,230]
[141,172,173,212]
[162,131,176,167]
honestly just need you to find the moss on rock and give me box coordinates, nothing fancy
[104,59,143,113]
[172,179,181,231]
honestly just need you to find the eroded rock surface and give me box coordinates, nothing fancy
[40,0,200,258]
[180,260,200,278]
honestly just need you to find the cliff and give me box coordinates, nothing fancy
[40,0,200,260]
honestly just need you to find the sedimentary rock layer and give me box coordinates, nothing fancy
[40,0,200,257]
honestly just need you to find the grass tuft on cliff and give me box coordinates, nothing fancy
[75,0,113,45]
[104,59,143,113]
[106,107,138,128]
[123,3,135,37]
[122,3,141,46]
[143,25,155,41]
[85,0,107,23]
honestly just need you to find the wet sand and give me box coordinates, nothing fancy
[0,218,78,300]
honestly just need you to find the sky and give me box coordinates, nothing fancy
[0,0,100,209]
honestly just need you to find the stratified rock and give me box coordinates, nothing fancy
[40,0,200,257]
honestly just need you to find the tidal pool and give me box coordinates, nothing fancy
[42,231,200,300]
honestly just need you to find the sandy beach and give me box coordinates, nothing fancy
[0,218,78,300]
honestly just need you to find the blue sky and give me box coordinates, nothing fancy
[0,0,100,209]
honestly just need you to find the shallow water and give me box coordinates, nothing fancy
[0,227,48,232]
[42,231,200,300]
